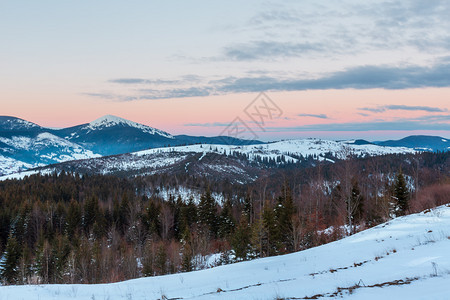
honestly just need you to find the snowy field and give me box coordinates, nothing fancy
[1,205,450,299]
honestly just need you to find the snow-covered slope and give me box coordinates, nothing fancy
[0,116,101,175]
[6,138,416,182]
[2,205,449,299]
[0,132,100,172]
[0,154,32,176]
[136,138,415,162]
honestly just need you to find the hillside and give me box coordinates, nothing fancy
[3,139,416,182]
[1,205,449,299]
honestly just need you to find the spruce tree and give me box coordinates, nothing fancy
[83,196,100,233]
[231,216,251,260]
[275,182,295,252]
[179,196,197,234]
[394,170,409,215]
[144,200,161,237]
[262,201,277,256]
[218,199,235,238]
[198,187,218,238]
[65,199,81,240]
[0,235,22,284]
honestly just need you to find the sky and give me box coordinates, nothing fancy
[1,0,449,141]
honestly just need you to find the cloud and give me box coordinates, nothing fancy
[83,93,116,100]
[412,114,450,122]
[137,87,211,99]
[184,122,230,127]
[215,62,450,93]
[297,113,329,119]
[360,105,448,113]
[223,41,326,61]
[109,78,149,84]
[241,1,450,61]
[265,119,450,132]
[93,61,450,100]
[109,75,203,86]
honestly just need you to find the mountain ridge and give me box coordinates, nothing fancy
[1,115,449,177]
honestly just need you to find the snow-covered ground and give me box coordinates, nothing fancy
[0,132,100,176]
[0,137,417,181]
[2,205,450,299]
[0,155,32,176]
[135,138,415,164]
[0,169,54,181]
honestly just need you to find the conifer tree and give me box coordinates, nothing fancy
[0,211,11,252]
[275,182,295,252]
[231,216,251,260]
[144,200,161,237]
[394,170,409,215]
[0,235,21,284]
[262,201,277,256]
[118,193,130,233]
[179,196,197,234]
[83,196,100,233]
[218,199,235,238]
[66,199,81,240]
[198,187,218,238]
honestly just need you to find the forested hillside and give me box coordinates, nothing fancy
[0,151,448,285]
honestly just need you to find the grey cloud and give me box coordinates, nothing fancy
[184,122,230,127]
[83,93,116,100]
[266,120,450,132]
[297,113,328,119]
[109,75,203,86]
[109,78,149,84]
[217,63,450,93]
[411,114,450,122]
[135,87,211,100]
[96,61,450,100]
[361,105,447,113]
[223,41,325,61]
[239,1,450,62]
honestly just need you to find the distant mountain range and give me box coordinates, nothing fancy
[0,115,262,176]
[375,135,450,152]
[0,115,448,177]
[7,139,416,183]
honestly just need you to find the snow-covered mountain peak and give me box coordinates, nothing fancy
[89,115,133,127]
[0,116,41,130]
[86,115,173,138]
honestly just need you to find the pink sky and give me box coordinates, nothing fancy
[2,88,449,141]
